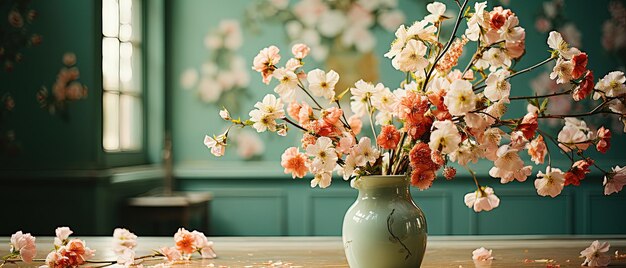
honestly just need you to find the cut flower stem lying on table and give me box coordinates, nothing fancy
[2,227,217,268]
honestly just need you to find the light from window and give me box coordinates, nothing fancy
[102,0,142,152]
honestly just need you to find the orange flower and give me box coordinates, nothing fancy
[376,125,400,149]
[411,168,436,190]
[398,91,429,124]
[409,142,440,170]
[174,228,197,255]
[281,147,309,179]
[404,115,433,140]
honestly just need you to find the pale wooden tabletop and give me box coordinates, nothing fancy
[3,236,626,267]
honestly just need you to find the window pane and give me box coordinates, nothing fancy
[103,37,120,90]
[120,95,142,150]
[103,92,120,151]
[120,42,133,89]
[119,24,132,42]
[119,0,132,25]
[102,0,119,37]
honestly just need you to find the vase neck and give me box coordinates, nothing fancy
[356,175,411,199]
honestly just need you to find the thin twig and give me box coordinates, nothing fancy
[422,0,469,91]
[473,57,556,91]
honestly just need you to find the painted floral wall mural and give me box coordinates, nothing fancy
[602,0,626,69]
[180,20,250,112]
[36,52,88,120]
[0,0,41,72]
[245,0,409,91]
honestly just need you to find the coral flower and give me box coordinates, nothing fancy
[596,126,611,153]
[443,166,456,180]
[516,112,538,140]
[281,147,309,179]
[376,125,401,149]
[411,168,436,190]
[348,115,362,135]
[573,71,594,101]
[321,107,343,125]
[404,115,433,140]
[571,52,588,79]
[527,135,547,165]
[564,159,593,186]
[174,228,197,255]
[64,239,95,265]
[398,91,429,123]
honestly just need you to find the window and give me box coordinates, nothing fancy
[102,0,143,152]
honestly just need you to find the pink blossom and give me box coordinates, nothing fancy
[159,246,182,261]
[281,147,309,179]
[472,247,494,261]
[348,115,362,135]
[336,133,355,156]
[580,240,611,267]
[112,228,137,255]
[191,231,217,259]
[472,247,494,267]
[464,187,500,212]
[291,43,310,59]
[10,231,37,263]
[321,107,343,125]
[535,17,552,33]
[596,126,611,153]
[604,166,626,195]
[287,102,302,120]
[527,135,547,165]
[45,251,70,268]
[252,46,281,84]
[116,248,136,267]
[174,228,196,255]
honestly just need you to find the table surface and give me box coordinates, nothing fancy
[3,236,626,267]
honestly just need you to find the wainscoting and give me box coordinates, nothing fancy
[177,171,626,236]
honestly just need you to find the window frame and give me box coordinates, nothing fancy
[100,0,149,166]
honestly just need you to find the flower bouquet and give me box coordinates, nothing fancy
[207,0,626,206]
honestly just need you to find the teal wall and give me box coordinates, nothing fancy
[0,0,164,235]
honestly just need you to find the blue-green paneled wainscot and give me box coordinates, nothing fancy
[0,167,163,236]
[175,163,626,236]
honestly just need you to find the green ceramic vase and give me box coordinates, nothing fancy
[342,175,427,268]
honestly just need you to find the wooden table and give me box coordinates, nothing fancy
[3,236,626,267]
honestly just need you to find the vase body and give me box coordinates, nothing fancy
[342,175,427,268]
